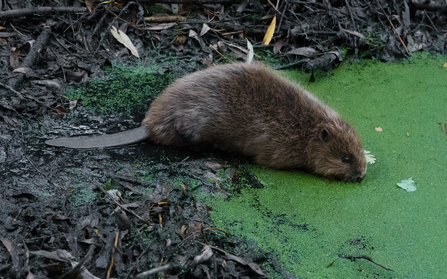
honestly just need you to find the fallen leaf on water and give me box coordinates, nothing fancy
[440,123,447,134]
[396,178,416,192]
[364,150,376,164]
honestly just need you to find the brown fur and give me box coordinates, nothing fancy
[143,63,366,182]
[46,63,366,182]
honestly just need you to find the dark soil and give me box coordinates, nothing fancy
[1,0,446,278]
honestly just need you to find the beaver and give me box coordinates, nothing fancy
[46,63,367,182]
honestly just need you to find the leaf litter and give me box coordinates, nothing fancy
[1,0,446,277]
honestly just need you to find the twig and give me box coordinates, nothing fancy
[0,82,23,99]
[205,244,266,276]
[106,173,150,187]
[138,0,234,3]
[424,10,439,33]
[0,82,59,113]
[275,59,307,70]
[20,27,50,67]
[0,6,87,20]
[106,231,119,279]
[376,0,408,53]
[26,156,62,188]
[411,0,447,11]
[95,1,141,55]
[289,0,325,8]
[344,0,358,58]
[276,1,288,33]
[8,28,51,89]
[88,177,149,224]
[327,254,394,272]
[135,264,173,279]
[144,15,187,23]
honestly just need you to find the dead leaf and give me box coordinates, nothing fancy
[144,15,186,23]
[0,237,19,267]
[69,100,78,110]
[141,22,177,31]
[194,245,213,263]
[222,41,248,58]
[178,225,187,238]
[396,178,416,192]
[100,1,122,8]
[222,41,246,52]
[85,0,93,12]
[51,213,69,221]
[339,26,365,39]
[229,168,235,180]
[195,202,211,214]
[205,161,224,170]
[9,47,19,69]
[13,67,32,74]
[441,123,447,134]
[237,0,249,13]
[30,249,100,279]
[66,70,88,83]
[262,14,276,45]
[210,245,266,276]
[286,47,317,58]
[110,26,139,58]
[200,23,211,36]
[246,38,254,64]
[364,150,376,164]
[203,171,220,182]
[189,29,210,53]
[175,35,186,45]
[273,39,285,54]
[32,79,61,89]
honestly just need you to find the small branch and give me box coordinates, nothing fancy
[135,264,173,279]
[411,0,447,11]
[88,177,149,224]
[138,0,234,3]
[8,28,51,89]
[376,0,408,53]
[144,15,187,23]
[0,6,87,20]
[424,10,439,33]
[0,82,23,99]
[344,0,358,58]
[339,254,394,272]
[328,254,394,272]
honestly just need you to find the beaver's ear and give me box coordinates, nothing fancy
[319,128,329,142]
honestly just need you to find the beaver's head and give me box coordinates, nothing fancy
[309,118,366,182]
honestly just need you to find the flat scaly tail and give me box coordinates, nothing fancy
[45,127,148,149]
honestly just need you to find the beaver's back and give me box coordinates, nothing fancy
[143,63,366,182]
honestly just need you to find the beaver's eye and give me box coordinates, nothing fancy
[342,155,351,163]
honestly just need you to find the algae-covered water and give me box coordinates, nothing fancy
[204,53,447,278]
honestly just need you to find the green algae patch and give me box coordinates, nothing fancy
[67,64,173,116]
[204,53,447,278]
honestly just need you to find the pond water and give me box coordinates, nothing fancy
[204,53,447,278]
